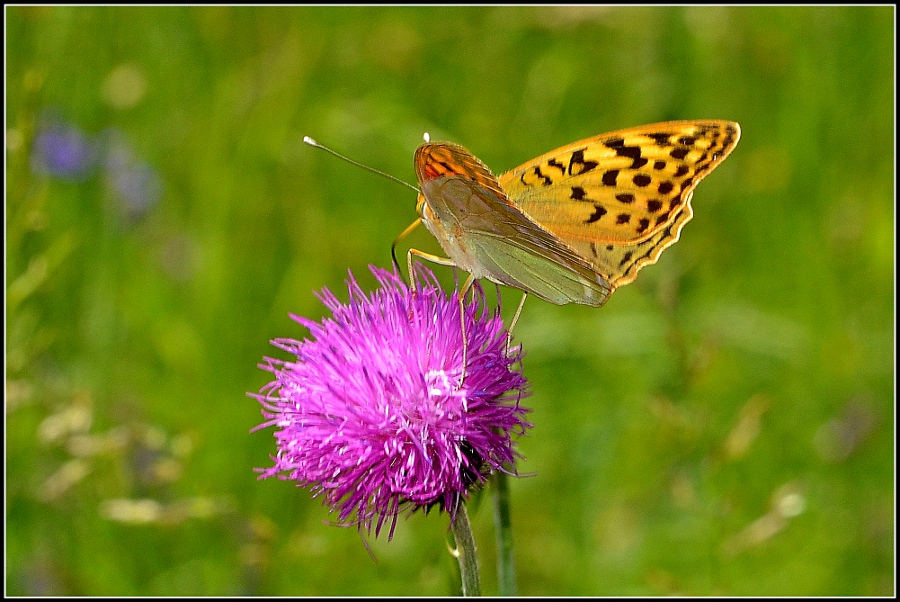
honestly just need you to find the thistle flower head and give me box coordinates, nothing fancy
[252,265,531,538]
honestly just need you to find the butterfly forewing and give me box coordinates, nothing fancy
[499,121,739,240]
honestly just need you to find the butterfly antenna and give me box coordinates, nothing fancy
[303,136,419,193]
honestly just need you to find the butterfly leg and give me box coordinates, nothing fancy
[506,292,528,357]
[407,247,457,293]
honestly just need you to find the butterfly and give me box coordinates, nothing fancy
[405,120,741,307]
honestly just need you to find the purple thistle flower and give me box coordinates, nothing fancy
[251,265,531,538]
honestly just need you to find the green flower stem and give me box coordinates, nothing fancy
[452,504,481,596]
[491,470,517,596]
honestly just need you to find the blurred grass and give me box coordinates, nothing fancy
[5,5,894,596]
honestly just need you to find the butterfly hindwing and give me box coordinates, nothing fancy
[416,153,611,306]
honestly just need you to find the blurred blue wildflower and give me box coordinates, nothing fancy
[101,128,163,220]
[30,119,99,181]
[29,115,162,221]
[252,265,531,538]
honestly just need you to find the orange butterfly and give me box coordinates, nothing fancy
[406,120,740,307]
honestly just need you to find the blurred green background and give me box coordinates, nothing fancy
[6,6,894,596]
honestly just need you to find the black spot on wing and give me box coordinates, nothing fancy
[602,170,619,186]
[546,158,566,175]
[722,124,739,148]
[532,167,554,186]
[586,205,607,224]
[647,132,674,146]
[609,141,648,169]
[568,149,599,176]
[632,174,652,187]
